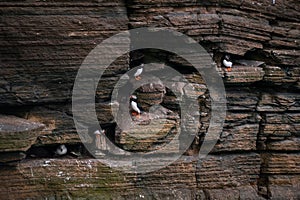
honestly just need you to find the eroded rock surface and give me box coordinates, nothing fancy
[0,0,299,199]
[0,114,44,162]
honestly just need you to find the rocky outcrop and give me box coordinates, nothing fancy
[116,111,179,152]
[0,114,44,162]
[0,0,299,199]
[0,158,199,199]
[197,153,262,199]
[0,0,128,106]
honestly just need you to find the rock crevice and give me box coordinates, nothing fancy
[0,0,299,199]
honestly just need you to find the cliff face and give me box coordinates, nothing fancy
[0,0,299,199]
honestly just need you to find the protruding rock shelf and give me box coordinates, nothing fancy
[116,112,179,152]
[0,115,44,162]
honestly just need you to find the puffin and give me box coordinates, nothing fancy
[130,95,141,117]
[222,55,233,72]
[55,144,67,156]
[134,63,144,80]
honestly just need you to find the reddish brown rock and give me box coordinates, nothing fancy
[0,0,299,199]
[263,66,290,84]
[25,106,80,145]
[257,92,300,112]
[213,113,260,152]
[261,153,300,175]
[115,109,179,152]
[204,186,265,200]
[0,0,129,106]
[224,65,265,83]
[0,114,44,152]
[258,113,300,151]
[226,88,259,111]
[267,138,300,151]
[0,158,198,199]
[0,114,44,162]
[268,175,300,200]
[196,153,261,189]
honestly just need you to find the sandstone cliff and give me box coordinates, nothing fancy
[0,0,299,199]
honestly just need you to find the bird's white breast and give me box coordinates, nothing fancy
[56,145,67,155]
[134,68,143,77]
[223,59,233,68]
[131,101,140,113]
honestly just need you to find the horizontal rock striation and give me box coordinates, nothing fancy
[0,0,299,199]
[0,0,129,106]
[0,114,44,162]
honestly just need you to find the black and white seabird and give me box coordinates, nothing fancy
[222,55,233,72]
[130,95,141,116]
[134,64,144,80]
[55,144,67,156]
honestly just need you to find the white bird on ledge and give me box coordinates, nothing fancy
[222,55,233,72]
[134,63,144,80]
[130,95,141,117]
[55,144,67,156]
